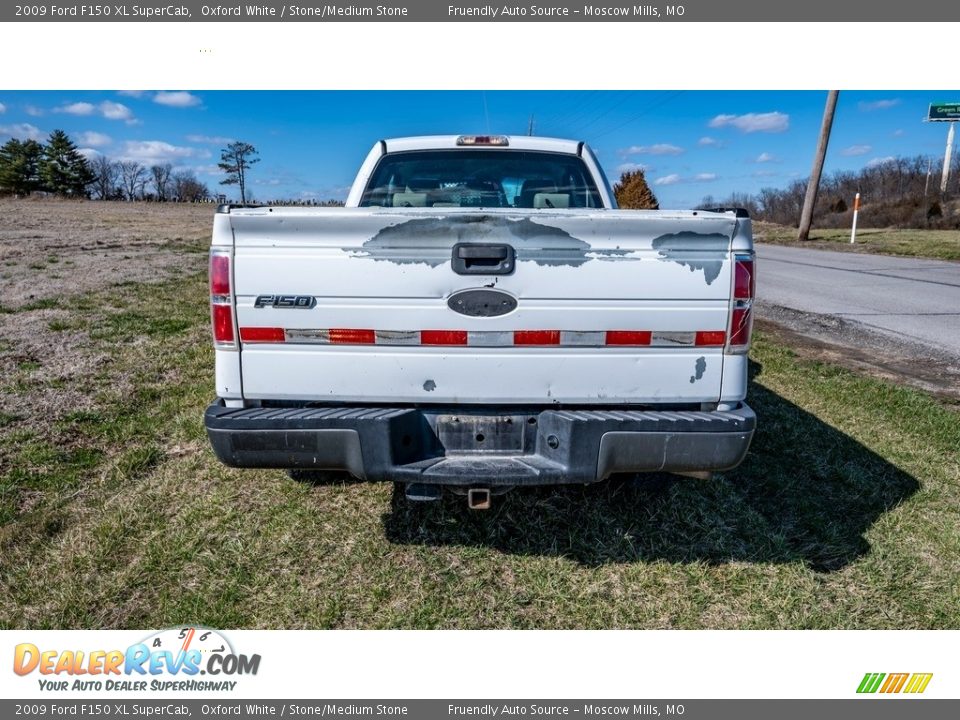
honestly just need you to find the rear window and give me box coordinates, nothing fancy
[359,149,604,209]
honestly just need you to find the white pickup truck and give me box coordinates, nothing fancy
[204,135,756,508]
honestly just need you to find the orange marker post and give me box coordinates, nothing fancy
[850,192,861,244]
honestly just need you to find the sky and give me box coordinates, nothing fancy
[0,90,956,206]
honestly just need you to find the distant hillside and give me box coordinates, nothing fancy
[699,153,960,230]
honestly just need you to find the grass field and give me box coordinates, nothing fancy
[1,201,958,629]
[754,222,960,261]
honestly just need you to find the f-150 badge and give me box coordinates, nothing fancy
[253,295,316,309]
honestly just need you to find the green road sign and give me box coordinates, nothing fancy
[928,103,960,121]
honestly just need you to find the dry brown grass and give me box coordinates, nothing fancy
[0,197,214,311]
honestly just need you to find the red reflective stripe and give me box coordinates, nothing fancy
[328,328,376,345]
[421,330,468,345]
[695,330,727,347]
[212,304,234,343]
[734,258,754,300]
[239,326,285,343]
[513,330,561,345]
[209,254,230,296]
[729,307,753,346]
[605,330,652,346]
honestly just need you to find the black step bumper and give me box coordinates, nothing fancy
[205,401,755,486]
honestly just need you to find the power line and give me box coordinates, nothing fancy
[588,91,687,140]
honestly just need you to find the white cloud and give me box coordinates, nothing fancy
[118,140,209,164]
[117,90,145,98]
[76,131,112,147]
[708,112,790,133]
[25,105,44,117]
[0,103,5,114]
[654,174,682,186]
[77,148,102,160]
[185,134,233,144]
[616,162,649,174]
[893,129,905,137]
[154,91,201,108]
[866,156,896,168]
[621,143,684,156]
[859,99,900,111]
[58,102,96,116]
[654,172,717,186]
[0,123,43,141]
[99,101,134,121]
[56,100,136,123]
[841,144,872,156]
[698,136,722,147]
[753,170,779,178]
[755,152,778,163]
[193,163,223,176]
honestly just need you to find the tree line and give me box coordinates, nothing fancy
[0,128,214,202]
[699,153,960,229]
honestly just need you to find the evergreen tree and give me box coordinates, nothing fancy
[613,169,659,209]
[218,141,259,204]
[0,138,44,195]
[39,130,95,196]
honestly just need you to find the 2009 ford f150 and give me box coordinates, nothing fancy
[204,135,756,508]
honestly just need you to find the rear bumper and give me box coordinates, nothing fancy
[205,401,755,486]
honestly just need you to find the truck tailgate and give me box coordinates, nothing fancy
[228,207,738,405]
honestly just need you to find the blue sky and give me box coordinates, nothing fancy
[0,90,956,206]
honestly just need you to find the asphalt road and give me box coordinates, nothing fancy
[755,244,960,359]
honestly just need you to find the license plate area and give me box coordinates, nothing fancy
[435,414,527,454]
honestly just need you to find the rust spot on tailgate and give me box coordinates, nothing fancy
[651,231,729,285]
[690,356,707,384]
[356,215,627,267]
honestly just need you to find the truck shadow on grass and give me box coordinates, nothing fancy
[381,360,919,571]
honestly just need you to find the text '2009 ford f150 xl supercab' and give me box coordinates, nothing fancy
[204,134,756,509]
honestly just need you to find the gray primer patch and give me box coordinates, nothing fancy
[651,231,729,285]
[356,215,627,267]
[689,356,707,384]
[423,380,436,392]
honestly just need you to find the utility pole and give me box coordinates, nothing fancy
[940,122,955,195]
[924,156,932,199]
[797,90,840,241]
[527,114,536,136]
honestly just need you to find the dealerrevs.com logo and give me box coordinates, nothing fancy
[857,673,933,694]
[13,627,261,692]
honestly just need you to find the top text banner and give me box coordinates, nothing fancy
[4,0,958,22]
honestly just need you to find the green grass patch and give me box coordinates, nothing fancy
[20,298,61,311]
[755,223,960,261]
[0,270,958,629]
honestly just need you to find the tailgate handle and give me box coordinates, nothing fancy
[452,243,515,275]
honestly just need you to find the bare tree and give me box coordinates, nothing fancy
[218,141,259,204]
[89,155,119,200]
[119,161,147,200]
[172,170,210,202]
[150,163,173,201]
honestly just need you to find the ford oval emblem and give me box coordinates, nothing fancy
[448,288,518,318]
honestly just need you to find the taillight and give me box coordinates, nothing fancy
[210,250,236,348]
[210,254,230,296]
[728,253,755,352]
[734,258,754,300]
